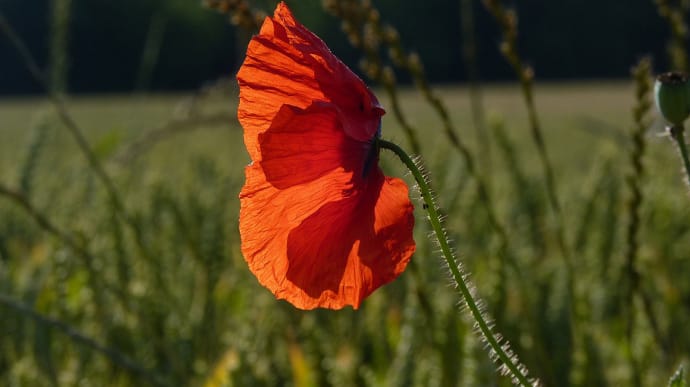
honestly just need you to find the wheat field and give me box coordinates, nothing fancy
[1,79,689,386]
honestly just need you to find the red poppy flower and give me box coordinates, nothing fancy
[237,2,415,310]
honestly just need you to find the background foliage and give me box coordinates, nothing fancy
[0,0,675,94]
[1,0,690,386]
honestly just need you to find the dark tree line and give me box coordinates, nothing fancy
[0,0,677,95]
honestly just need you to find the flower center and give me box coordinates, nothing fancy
[361,121,382,178]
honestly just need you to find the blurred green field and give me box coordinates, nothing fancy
[1,82,689,386]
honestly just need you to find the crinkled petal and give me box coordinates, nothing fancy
[236,2,415,310]
[257,103,367,189]
[237,2,383,162]
[240,164,415,309]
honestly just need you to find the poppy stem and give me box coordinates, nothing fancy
[379,139,536,387]
[669,125,690,188]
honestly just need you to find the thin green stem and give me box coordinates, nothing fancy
[379,139,536,387]
[0,10,154,263]
[0,183,116,337]
[670,126,690,185]
[0,293,166,386]
[0,11,124,215]
[460,0,491,179]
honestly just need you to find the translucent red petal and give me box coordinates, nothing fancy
[237,2,415,309]
[237,1,384,152]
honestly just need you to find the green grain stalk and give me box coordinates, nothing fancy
[49,0,72,93]
[0,293,165,386]
[655,0,689,72]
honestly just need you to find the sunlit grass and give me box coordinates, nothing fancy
[1,82,689,386]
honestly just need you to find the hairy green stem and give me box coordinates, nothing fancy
[379,139,535,387]
[670,126,690,186]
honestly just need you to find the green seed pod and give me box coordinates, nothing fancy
[655,72,690,126]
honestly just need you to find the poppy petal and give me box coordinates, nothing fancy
[257,103,367,189]
[237,35,323,160]
[240,163,414,310]
[237,2,383,162]
[284,171,415,309]
[239,101,415,309]
[237,2,416,310]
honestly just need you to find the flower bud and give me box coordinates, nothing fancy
[654,72,690,126]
